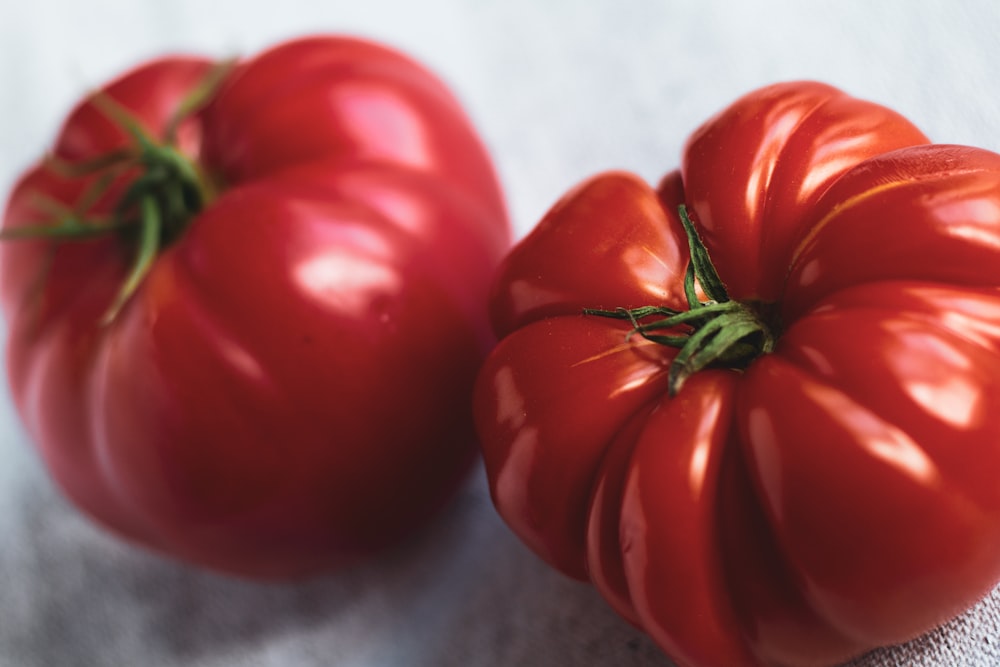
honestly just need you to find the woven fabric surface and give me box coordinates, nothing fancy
[2,1,999,665]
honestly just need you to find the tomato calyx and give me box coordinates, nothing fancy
[584,205,777,396]
[0,61,232,325]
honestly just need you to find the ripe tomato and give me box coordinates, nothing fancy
[1,36,510,578]
[473,81,1000,666]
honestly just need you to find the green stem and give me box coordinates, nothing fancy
[0,217,127,241]
[584,205,776,396]
[163,58,236,145]
[101,196,162,325]
[1,61,233,326]
[678,204,728,304]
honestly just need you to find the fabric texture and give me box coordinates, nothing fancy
[2,1,999,665]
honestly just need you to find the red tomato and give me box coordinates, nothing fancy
[474,81,1000,666]
[1,36,510,578]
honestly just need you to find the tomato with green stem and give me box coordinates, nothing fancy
[474,81,1000,666]
[1,35,510,579]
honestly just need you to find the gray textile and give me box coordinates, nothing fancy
[2,1,1000,665]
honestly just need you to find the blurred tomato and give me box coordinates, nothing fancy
[1,35,510,578]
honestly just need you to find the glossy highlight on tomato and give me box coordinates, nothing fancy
[1,35,510,578]
[473,81,1000,666]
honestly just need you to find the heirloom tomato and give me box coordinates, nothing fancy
[473,81,1000,666]
[1,36,510,578]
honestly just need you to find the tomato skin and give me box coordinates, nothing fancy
[681,80,930,303]
[1,36,510,578]
[473,315,673,579]
[487,171,689,337]
[474,81,1000,666]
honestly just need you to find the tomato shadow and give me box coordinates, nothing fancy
[0,461,672,667]
[5,458,1000,667]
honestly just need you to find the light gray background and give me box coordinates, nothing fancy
[2,1,999,665]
